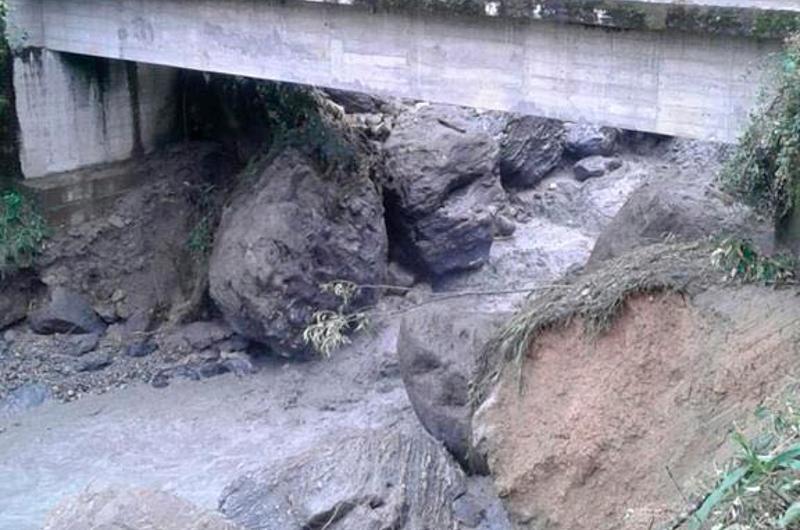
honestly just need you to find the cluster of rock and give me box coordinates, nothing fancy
[206,98,632,356]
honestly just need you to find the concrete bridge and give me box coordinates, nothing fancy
[6,0,800,179]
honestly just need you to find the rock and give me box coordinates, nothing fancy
[209,148,387,354]
[93,302,119,324]
[28,287,106,335]
[161,321,234,354]
[42,486,243,530]
[221,351,256,376]
[492,213,516,238]
[499,116,564,188]
[407,188,496,276]
[125,340,157,358]
[74,351,112,372]
[460,477,514,530]
[152,351,256,388]
[0,271,40,331]
[384,104,503,276]
[61,333,100,357]
[0,382,51,418]
[564,123,619,158]
[219,429,467,530]
[387,261,416,290]
[397,302,510,469]
[573,155,622,181]
[219,335,249,352]
[588,173,773,266]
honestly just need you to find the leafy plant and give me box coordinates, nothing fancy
[710,238,795,285]
[722,33,800,225]
[302,309,369,358]
[686,403,800,530]
[0,188,47,275]
[303,280,369,357]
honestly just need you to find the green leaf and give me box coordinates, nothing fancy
[689,466,748,530]
[768,444,800,469]
[779,502,800,528]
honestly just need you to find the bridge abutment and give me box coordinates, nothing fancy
[12,50,178,179]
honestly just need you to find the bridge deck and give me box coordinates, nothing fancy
[7,0,796,150]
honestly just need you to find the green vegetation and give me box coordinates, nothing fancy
[211,77,359,173]
[685,401,800,530]
[0,188,47,276]
[184,182,217,260]
[722,34,800,226]
[711,238,795,285]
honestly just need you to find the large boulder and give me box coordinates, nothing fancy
[43,486,242,530]
[219,430,467,530]
[472,245,800,530]
[499,116,564,188]
[397,302,510,469]
[588,174,772,267]
[383,104,503,277]
[209,148,387,354]
[28,286,106,335]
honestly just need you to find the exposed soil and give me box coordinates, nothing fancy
[474,286,800,530]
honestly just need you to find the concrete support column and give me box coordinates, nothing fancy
[12,50,178,178]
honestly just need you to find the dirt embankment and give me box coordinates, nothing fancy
[473,246,800,530]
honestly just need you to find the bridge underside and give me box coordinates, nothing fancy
[7,0,788,178]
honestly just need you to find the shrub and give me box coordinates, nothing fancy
[0,188,47,276]
[722,34,800,225]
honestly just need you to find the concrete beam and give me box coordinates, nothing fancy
[18,0,780,144]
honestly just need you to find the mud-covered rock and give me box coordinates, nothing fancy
[28,287,106,335]
[564,123,619,158]
[219,429,466,530]
[398,303,510,469]
[384,104,503,276]
[42,486,242,530]
[573,155,622,181]
[589,174,772,266]
[209,148,387,354]
[499,116,564,188]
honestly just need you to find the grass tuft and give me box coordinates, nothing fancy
[685,401,800,530]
